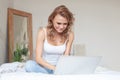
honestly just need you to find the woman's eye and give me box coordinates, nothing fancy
[57,23,61,25]
[57,22,68,25]
[64,23,68,25]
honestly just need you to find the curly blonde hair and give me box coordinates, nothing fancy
[47,5,74,41]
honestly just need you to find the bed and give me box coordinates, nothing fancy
[0,62,120,80]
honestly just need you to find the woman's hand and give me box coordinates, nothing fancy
[51,65,56,71]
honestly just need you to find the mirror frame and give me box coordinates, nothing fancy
[8,8,33,62]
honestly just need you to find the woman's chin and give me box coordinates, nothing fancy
[55,29,64,33]
[57,31,64,34]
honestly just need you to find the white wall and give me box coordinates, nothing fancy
[0,0,11,64]
[12,0,120,71]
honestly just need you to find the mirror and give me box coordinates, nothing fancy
[8,8,33,62]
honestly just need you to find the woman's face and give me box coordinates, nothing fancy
[52,14,68,33]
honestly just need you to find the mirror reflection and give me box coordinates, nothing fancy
[13,15,28,50]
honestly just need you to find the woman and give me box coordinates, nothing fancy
[25,5,74,74]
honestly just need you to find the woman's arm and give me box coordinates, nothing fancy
[64,31,74,55]
[36,28,55,70]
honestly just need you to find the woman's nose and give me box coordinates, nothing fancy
[60,25,64,29]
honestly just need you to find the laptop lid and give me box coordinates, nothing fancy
[54,56,101,75]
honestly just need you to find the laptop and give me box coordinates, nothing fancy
[54,56,101,75]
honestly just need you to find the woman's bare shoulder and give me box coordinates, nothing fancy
[38,27,46,34]
[37,27,45,39]
[69,31,74,37]
[68,31,74,40]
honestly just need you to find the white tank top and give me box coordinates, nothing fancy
[42,28,67,65]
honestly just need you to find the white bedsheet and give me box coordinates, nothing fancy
[1,72,120,80]
[0,62,120,80]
